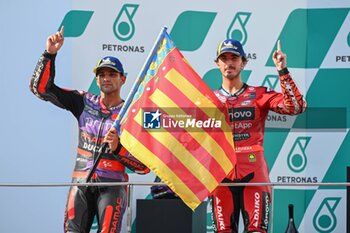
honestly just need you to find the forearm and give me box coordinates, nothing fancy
[278,68,307,114]
[29,51,64,106]
[113,145,150,174]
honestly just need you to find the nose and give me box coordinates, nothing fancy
[226,58,235,64]
[102,75,112,80]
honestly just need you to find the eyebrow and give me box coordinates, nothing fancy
[97,71,118,75]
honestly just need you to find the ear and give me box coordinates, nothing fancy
[215,59,220,67]
[241,60,247,69]
[120,75,126,84]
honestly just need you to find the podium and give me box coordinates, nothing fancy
[136,199,207,233]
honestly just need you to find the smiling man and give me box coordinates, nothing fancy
[209,39,307,233]
[30,26,149,233]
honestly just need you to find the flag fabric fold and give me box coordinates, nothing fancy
[115,27,236,210]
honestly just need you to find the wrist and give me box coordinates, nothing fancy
[43,50,57,59]
[278,67,289,76]
[113,143,123,155]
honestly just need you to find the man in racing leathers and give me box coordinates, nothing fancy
[30,26,150,233]
[210,39,307,233]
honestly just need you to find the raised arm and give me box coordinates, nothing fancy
[29,26,84,118]
[267,40,307,115]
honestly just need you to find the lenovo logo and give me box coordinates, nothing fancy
[228,107,255,121]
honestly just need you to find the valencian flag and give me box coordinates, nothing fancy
[114,27,236,210]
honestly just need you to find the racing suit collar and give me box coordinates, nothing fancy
[219,83,248,97]
[99,97,124,111]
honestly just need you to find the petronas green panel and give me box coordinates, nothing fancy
[266,9,349,68]
[59,10,94,37]
[321,130,350,187]
[264,128,290,170]
[293,69,350,129]
[88,78,100,95]
[170,11,216,51]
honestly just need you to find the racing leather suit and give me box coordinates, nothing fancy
[210,68,307,233]
[30,51,150,233]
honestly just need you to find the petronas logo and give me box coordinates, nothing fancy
[227,12,251,45]
[287,137,311,172]
[313,197,340,232]
[113,4,139,41]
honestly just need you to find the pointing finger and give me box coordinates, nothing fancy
[277,40,281,52]
[59,25,64,37]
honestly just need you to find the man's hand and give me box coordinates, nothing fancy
[272,40,287,71]
[104,127,119,151]
[46,26,65,54]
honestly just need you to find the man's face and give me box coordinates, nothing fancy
[216,53,246,80]
[96,67,126,94]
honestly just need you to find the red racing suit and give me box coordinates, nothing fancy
[30,51,150,233]
[210,68,307,233]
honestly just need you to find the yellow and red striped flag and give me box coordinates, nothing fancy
[114,27,236,210]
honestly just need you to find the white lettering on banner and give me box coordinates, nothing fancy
[264,194,269,226]
[228,107,255,121]
[214,197,225,230]
[162,118,222,129]
[253,192,260,228]
[216,205,226,230]
[83,142,96,151]
[233,111,252,118]
[83,142,110,154]
[234,122,252,129]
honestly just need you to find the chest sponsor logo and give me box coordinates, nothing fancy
[234,132,251,141]
[228,107,255,121]
[85,117,113,132]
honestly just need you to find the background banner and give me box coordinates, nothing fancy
[1,1,349,232]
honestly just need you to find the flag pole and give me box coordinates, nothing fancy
[113,26,168,134]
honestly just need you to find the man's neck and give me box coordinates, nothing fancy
[100,93,123,109]
[222,76,244,95]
